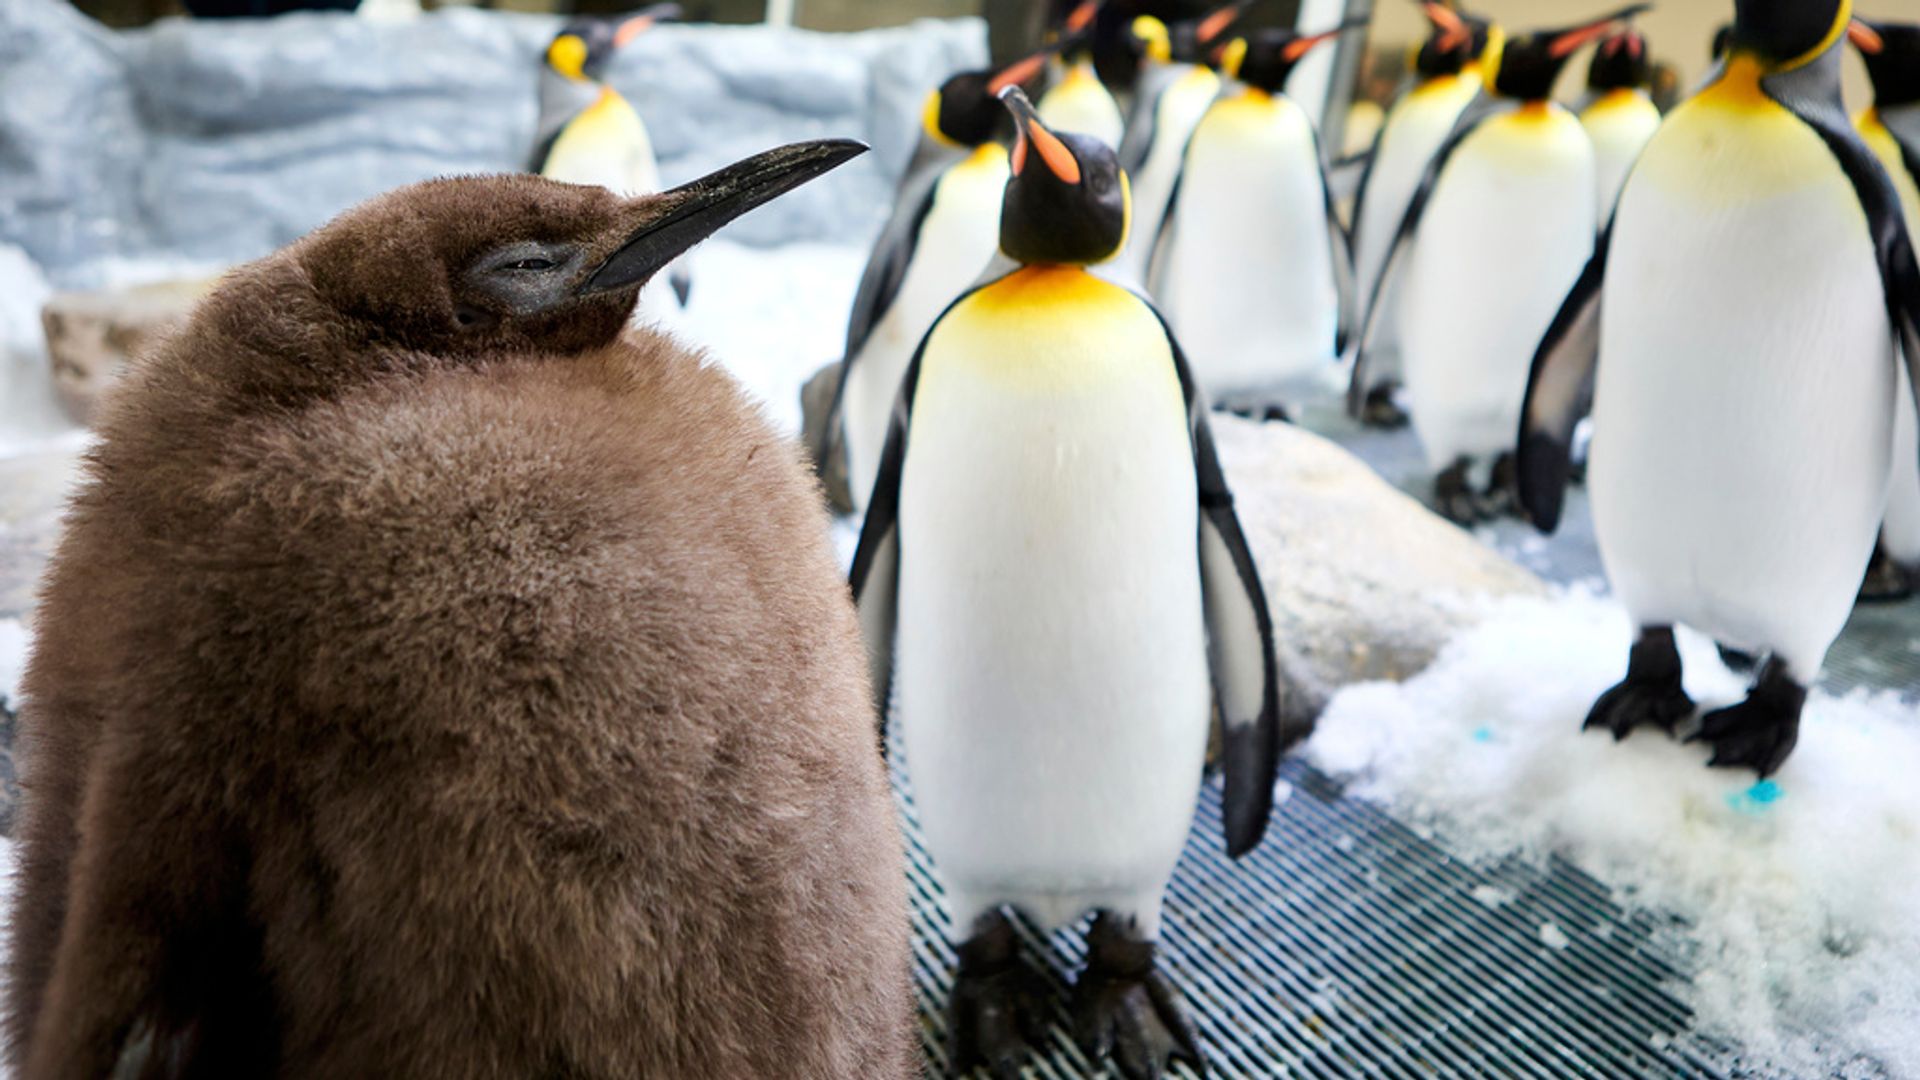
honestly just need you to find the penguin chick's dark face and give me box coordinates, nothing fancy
[1493,4,1650,100]
[546,3,679,82]
[1853,19,1920,109]
[301,139,865,358]
[996,86,1127,266]
[1731,0,1847,70]
[1587,27,1651,91]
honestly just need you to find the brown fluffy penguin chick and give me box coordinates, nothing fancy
[7,141,918,1080]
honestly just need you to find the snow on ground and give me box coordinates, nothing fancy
[1309,588,1920,1077]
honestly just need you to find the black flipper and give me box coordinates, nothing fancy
[1765,49,1920,482]
[815,177,941,475]
[1143,165,1184,299]
[1146,306,1283,858]
[1344,124,1386,259]
[1347,96,1510,417]
[1312,125,1357,358]
[1515,226,1610,534]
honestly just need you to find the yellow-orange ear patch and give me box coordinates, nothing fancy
[547,34,588,80]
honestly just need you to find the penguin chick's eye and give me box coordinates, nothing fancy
[506,257,556,271]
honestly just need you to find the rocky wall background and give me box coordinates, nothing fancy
[0,0,987,287]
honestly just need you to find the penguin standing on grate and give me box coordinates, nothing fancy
[851,86,1284,1079]
[1351,4,1647,523]
[1148,21,1360,417]
[1518,0,1920,775]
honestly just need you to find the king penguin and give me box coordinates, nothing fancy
[1108,3,1246,291]
[5,141,922,1077]
[822,51,1049,512]
[1148,23,1359,412]
[1852,16,1920,601]
[1346,1,1498,429]
[532,5,690,320]
[850,86,1283,1079]
[1517,0,1920,775]
[1039,1,1128,148]
[1579,23,1663,221]
[1354,5,1644,523]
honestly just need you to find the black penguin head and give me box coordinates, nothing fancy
[545,3,679,83]
[1133,2,1251,68]
[1711,22,1734,61]
[1412,2,1494,79]
[300,140,864,357]
[1729,0,1850,70]
[1220,21,1362,94]
[923,47,1055,149]
[996,86,1129,266]
[1490,5,1651,100]
[1587,26,1652,92]
[1852,18,1920,109]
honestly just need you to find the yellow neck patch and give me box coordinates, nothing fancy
[1699,54,1774,113]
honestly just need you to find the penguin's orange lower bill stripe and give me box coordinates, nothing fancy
[1015,124,1081,184]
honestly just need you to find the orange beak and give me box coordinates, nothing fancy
[1422,2,1471,52]
[1283,22,1360,62]
[989,47,1055,95]
[1196,0,1248,45]
[999,85,1082,185]
[1549,4,1651,60]
[1065,0,1099,34]
[1848,18,1885,54]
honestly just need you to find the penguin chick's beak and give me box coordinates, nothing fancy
[1549,4,1653,60]
[1848,18,1885,54]
[581,139,867,295]
[1284,20,1365,61]
[998,85,1082,184]
[1422,1,1471,51]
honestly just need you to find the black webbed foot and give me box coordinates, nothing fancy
[1359,383,1409,429]
[1070,913,1204,1080]
[1478,451,1519,519]
[1687,657,1805,776]
[1859,545,1917,603]
[1585,627,1694,740]
[948,912,1046,1080]
[1434,457,1484,525]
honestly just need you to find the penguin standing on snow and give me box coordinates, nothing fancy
[5,141,921,1077]
[851,87,1282,1079]
[1107,4,1246,290]
[532,5,690,319]
[1039,1,1128,147]
[1852,16,1920,601]
[1518,0,1920,776]
[1149,23,1359,412]
[1346,1,1498,429]
[1579,23,1663,220]
[1354,5,1645,523]
[821,50,1051,512]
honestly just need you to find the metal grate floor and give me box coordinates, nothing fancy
[898,407,1918,1078]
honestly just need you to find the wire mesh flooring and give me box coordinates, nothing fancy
[896,407,1919,1079]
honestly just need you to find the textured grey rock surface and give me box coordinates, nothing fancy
[0,0,985,286]
[1211,415,1548,731]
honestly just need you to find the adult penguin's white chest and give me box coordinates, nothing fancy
[1158,89,1340,395]
[1039,60,1126,147]
[1399,103,1596,468]
[894,266,1211,932]
[1590,69,1895,675]
[1352,72,1481,356]
[1112,64,1220,290]
[843,145,1009,511]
